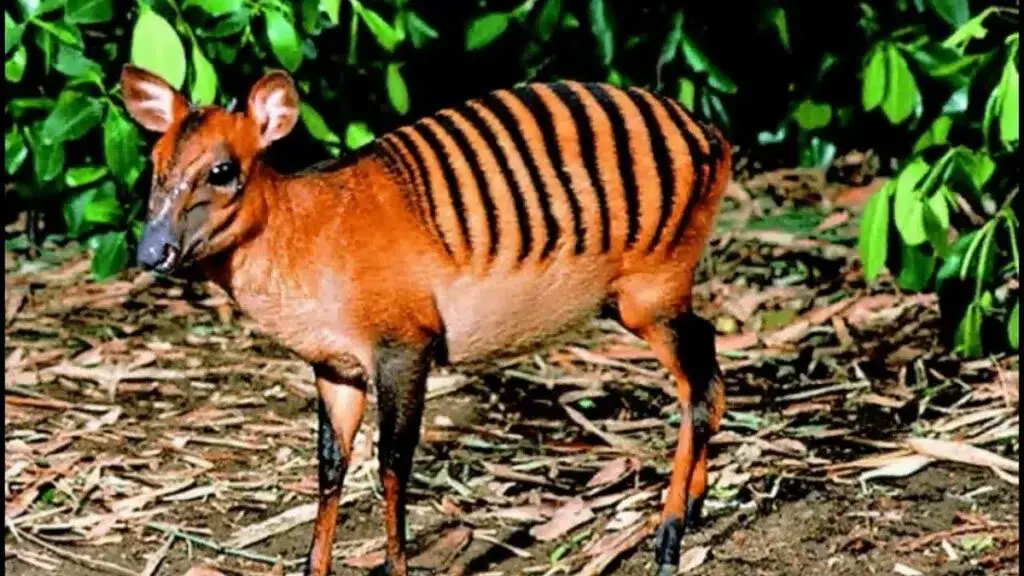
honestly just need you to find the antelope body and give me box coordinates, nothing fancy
[120,64,731,576]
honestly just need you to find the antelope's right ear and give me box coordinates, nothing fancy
[120,64,190,133]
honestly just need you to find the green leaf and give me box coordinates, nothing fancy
[928,191,950,230]
[55,43,103,82]
[357,5,402,52]
[41,92,104,144]
[299,0,318,33]
[943,7,991,50]
[103,107,142,186]
[131,6,187,89]
[201,11,250,38]
[924,195,950,256]
[64,165,107,187]
[792,100,832,131]
[676,77,696,110]
[186,0,243,17]
[264,9,303,72]
[893,160,930,246]
[47,21,84,47]
[896,238,936,292]
[588,0,613,66]
[656,10,683,80]
[974,223,997,291]
[26,123,64,184]
[190,43,217,105]
[5,11,21,55]
[997,58,1019,145]
[859,182,893,282]
[321,0,341,26]
[799,136,837,169]
[406,11,438,48]
[64,0,113,24]
[943,87,969,114]
[767,6,790,51]
[862,44,886,110]
[909,42,978,78]
[344,121,374,150]
[90,231,129,280]
[927,0,970,27]
[701,89,730,130]
[1009,301,1019,349]
[64,181,123,237]
[386,63,409,115]
[6,45,27,82]
[536,0,561,41]
[937,229,976,292]
[882,45,919,124]
[17,0,66,17]
[954,302,984,358]
[465,12,509,51]
[5,129,28,176]
[914,116,953,153]
[299,102,339,144]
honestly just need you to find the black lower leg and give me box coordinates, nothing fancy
[685,491,706,531]
[374,337,436,575]
[305,397,346,576]
[654,515,685,570]
[653,312,720,575]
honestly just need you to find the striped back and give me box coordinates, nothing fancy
[376,81,726,270]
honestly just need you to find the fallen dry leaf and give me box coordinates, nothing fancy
[679,545,710,572]
[905,437,1018,473]
[409,527,472,570]
[586,458,630,488]
[530,498,595,542]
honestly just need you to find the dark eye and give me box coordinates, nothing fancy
[208,161,239,187]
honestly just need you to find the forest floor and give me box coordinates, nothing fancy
[4,156,1019,576]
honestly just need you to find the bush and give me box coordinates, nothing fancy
[4,0,1018,357]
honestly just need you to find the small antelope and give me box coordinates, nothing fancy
[120,64,730,576]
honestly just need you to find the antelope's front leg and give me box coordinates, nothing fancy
[373,336,438,576]
[305,364,368,576]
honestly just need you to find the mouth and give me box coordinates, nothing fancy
[153,244,181,274]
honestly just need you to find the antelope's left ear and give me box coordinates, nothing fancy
[246,70,299,149]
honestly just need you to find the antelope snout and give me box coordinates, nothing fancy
[136,217,181,274]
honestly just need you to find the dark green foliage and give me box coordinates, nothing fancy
[3,0,1018,357]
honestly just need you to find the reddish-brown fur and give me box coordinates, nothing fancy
[121,64,731,576]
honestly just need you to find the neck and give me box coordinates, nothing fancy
[198,158,279,295]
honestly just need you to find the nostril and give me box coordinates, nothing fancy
[160,244,180,269]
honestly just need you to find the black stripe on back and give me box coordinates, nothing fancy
[661,100,711,248]
[413,121,473,254]
[377,137,426,223]
[543,83,611,253]
[625,88,675,252]
[391,129,454,257]
[458,104,535,262]
[478,90,568,259]
[434,112,501,261]
[585,83,640,249]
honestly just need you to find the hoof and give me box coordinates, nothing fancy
[653,516,685,570]
[655,563,677,576]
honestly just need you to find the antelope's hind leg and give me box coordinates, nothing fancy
[617,300,724,576]
[653,312,724,575]
[305,364,368,576]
